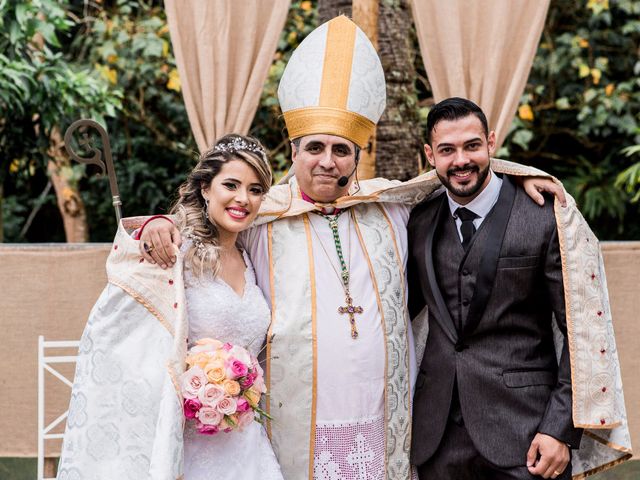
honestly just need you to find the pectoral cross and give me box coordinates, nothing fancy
[338,294,363,339]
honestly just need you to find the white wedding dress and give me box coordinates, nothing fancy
[182,250,283,480]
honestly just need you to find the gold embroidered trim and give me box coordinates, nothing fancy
[266,222,275,439]
[377,204,414,452]
[319,15,356,110]
[303,213,318,479]
[283,107,374,148]
[351,210,390,474]
[108,278,175,337]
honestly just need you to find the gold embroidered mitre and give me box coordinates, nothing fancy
[277,15,386,148]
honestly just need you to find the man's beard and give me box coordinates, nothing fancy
[437,162,490,199]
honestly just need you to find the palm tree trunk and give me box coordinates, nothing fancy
[317,0,421,180]
[47,126,89,242]
[375,0,421,180]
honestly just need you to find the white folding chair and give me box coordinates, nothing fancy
[37,336,80,480]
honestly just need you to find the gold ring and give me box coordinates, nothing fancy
[553,471,562,477]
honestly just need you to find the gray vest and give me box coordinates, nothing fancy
[433,209,492,335]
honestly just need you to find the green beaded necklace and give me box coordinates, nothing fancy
[310,209,363,339]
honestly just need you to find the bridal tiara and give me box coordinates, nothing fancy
[213,137,267,158]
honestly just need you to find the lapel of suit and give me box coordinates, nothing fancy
[424,194,458,344]
[463,175,516,339]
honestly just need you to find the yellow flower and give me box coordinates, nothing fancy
[221,414,238,429]
[605,83,615,96]
[9,159,20,174]
[300,1,312,11]
[518,104,534,122]
[223,380,241,396]
[205,360,227,383]
[162,39,170,58]
[244,386,261,407]
[95,63,117,85]
[196,337,223,349]
[106,54,118,64]
[578,63,590,78]
[186,352,211,369]
[167,68,181,92]
[587,0,609,13]
[591,68,602,85]
[578,38,589,48]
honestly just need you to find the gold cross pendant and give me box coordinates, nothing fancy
[338,295,363,339]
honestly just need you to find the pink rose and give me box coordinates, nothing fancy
[227,358,249,379]
[236,397,251,413]
[197,406,223,426]
[180,366,207,399]
[197,423,219,435]
[198,384,225,407]
[183,398,202,419]
[222,342,233,351]
[239,372,257,388]
[236,410,255,429]
[253,373,267,394]
[216,396,238,415]
[252,359,264,377]
[229,345,252,365]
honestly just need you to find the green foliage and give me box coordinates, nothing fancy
[65,0,197,241]
[500,0,640,238]
[3,0,638,240]
[616,143,640,202]
[0,0,122,241]
[2,0,320,242]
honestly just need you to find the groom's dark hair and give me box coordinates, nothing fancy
[425,97,489,146]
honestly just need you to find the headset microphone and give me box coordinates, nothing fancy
[337,163,358,187]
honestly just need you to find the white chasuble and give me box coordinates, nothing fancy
[242,200,416,480]
[57,220,187,480]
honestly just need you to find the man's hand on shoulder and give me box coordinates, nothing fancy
[139,218,181,268]
[526,432,570,479]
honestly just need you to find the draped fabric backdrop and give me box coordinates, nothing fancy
[411,0,550,150]
[164,0,291,153]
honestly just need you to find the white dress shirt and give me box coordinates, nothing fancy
[447,170,503,243]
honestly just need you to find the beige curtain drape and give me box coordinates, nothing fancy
[411,0,550,149]
[164,0,291,153]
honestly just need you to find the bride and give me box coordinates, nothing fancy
[57,134,283,480]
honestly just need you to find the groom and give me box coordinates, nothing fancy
[408,98,582,480]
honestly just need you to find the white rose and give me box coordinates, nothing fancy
[216,396,238,415]
[198,384,225,407]
[180,366,207,399]
[197,406,223,425]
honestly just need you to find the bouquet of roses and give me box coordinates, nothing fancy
[180,337,269,435]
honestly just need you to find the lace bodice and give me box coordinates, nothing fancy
[182,249,282,480]
[184,250,270,357]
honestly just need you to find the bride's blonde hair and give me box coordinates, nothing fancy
[170,134,272,277]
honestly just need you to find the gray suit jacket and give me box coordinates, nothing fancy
[408,175,582,468]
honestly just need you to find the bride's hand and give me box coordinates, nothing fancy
[139,218,182,268]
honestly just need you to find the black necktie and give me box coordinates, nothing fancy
[455,207,479,250]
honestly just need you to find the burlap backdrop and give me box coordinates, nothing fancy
[1,242,638,458]
[0,244,111,457]
[411,0,550,150]
[164,0,290,153]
